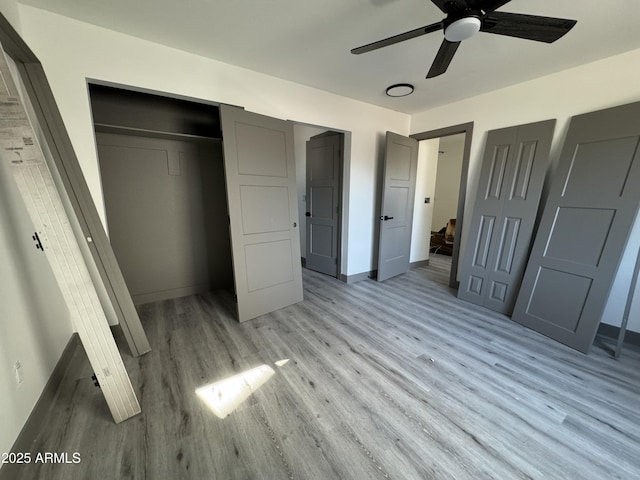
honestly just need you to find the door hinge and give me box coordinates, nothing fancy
[32,232,44,251]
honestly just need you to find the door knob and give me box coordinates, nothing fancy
[305,212,311,217]
[380,215,394,221]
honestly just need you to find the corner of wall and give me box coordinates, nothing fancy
[0,0,21,35]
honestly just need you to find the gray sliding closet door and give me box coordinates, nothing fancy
[458,120,555,314]
[377,131,419,282]
[220,105,303,322]
[512,102,640,353]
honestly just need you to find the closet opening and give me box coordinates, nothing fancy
[89,84,233,305]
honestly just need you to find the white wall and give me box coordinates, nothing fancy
[411,47,640,332]
[410,138,438,263]
[17,5,410,278]
[0,0,20,33]
[601,215,640,332]
[432,136,464,232]
[0,150,73,457]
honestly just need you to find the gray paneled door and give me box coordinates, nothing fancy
[220,105,303,322]
[305,132,342,277]
[512,102,640,353]
[377,131,418,282]
[458,120,555,314]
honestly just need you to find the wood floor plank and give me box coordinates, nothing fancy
[8,262,640,480]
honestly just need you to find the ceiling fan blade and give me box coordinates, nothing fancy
[481,12,577,43]
[430,0,468,14]
[427,39,460,78]
[351,22,442,54]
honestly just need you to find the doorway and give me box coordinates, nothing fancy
[293,124,347,280]
[89,84,234,305]
[416,134,465,282]
[410,123,474,288]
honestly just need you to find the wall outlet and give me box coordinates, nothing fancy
[14,361,24,385]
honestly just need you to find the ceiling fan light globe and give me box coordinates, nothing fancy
[444,17,481,42]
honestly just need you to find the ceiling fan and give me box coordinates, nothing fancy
[351,0,577,79]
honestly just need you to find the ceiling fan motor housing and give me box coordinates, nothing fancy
[443,14,482,42]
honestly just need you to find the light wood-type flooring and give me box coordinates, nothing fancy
[11,260,640,479]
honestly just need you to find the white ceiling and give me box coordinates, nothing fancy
[18,0,640,114]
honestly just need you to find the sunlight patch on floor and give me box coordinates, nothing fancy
[196,360,290,418]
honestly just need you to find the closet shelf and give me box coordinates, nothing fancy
[93,123,222,143]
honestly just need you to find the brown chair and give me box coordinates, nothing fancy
[430,219,456,255]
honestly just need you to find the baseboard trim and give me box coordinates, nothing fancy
[597,323,640,347]
[410,259,430,268]
[339,271,375,284]
[0,333,80,480]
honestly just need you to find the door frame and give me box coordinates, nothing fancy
[0,12,143,425]
[411,122,474,289]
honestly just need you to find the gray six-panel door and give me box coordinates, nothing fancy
[512,102,640,352]
[377,131,418,282]
[305,132,342,277]
[458,120,555,314]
